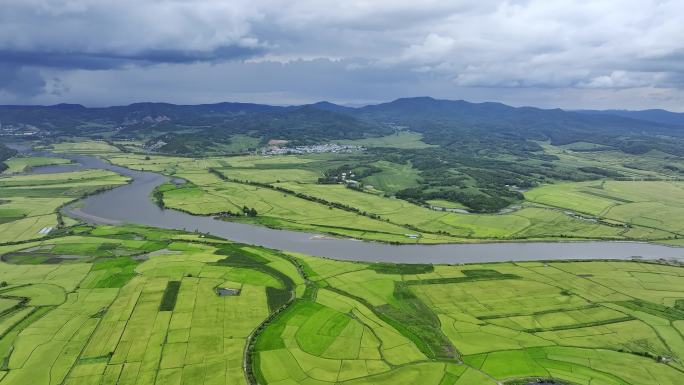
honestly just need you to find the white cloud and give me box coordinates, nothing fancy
[0,0,265,62]
[1,0,683,109]
[401,34,457,63]
[387,0,684,90]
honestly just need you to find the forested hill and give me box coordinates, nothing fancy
[3,98,684,213]
[1,97,683,156]
[0,143,17,173]
[575,108,684,127]
[350,97,684,156]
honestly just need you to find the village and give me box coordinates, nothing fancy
[0,123,41,137]
[260,143,364,155]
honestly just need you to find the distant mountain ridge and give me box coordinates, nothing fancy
[576,108,684,127]
[3,97,683,213]
[1,96,683,156]
[1,96,682,130]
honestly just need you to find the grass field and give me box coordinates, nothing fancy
[2,156,72,174]
[214,134,261,153]
[47,140,122,154]
[361,160,421,192]
[0,166,129,243]
[526,180,684,236]
[99,151,678,244]
[253,254,684,385]
[0,221,682,385]
[336,131,436,149]
[0,225,294,385]
[541,142,684,181]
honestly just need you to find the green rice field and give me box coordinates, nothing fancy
[335,131,436,149]
[47,140,122,154]
[1,144,682,384]
[0,225,284,385]
[0,223,682,385]
[103,152,681,244]
[525,180,684,236]
[252,254,684,385]
[0,166,129,243]
[2,156,72,174]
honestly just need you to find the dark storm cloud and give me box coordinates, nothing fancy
[0,0,266,97]
[0,64,46,97]
[0,0,265,68]
[0,46,264,70]
[1,0,683,109]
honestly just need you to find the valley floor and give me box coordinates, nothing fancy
[0,225,682,385]
[0,146,683,385]
[98,149,683,245]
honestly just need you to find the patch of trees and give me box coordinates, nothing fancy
[370,263,434,275]
[152,187,165,208]
[208,167,228,180]
[396,186,518,213]
[242,206,258,217]
[159,281,181,311]
[578,167,624,178]
[317,163,382,184]
[619,141,651,155]
[0,143,17,173]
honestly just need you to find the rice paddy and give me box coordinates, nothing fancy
[46,140,122,154]
[335,131,436,149]
[525,180,684,236]
[252,255,684,385]
[0,225,283,385]
[2,156,72,174]
[0,220,681,384]
[0,146,683,384]
[0,165,129,243]
[99,151,680,244]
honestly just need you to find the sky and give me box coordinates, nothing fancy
[1,0,683,111]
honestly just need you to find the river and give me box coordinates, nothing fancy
[12,147,684,264]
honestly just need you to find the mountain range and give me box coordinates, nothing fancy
[1,97,683,156]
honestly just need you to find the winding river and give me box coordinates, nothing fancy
[2,150,669,385]
[17,149,684,264]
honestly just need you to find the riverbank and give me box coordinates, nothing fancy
[7,145,683,263]
[54,154,684,264]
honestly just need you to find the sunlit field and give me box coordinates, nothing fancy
[0,168,128,243]
[0,223,682,385]
[103,151,681,244]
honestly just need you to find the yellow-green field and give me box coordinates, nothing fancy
[526,180,684,236]
[541,142,684,181]
[47,140,122,154]
[2,156,72,174]
[253,254,684,385]
[426,199,468,209]
[360,160,421,192]
[0,225,287,385]
[102,152,681,244]
[0,166,129,243]
[336,131,436,149]
[1,224,683,385]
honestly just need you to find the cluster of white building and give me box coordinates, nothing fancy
[261,143,364,156]
[145,140,167,151]
[0,123,40,136]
